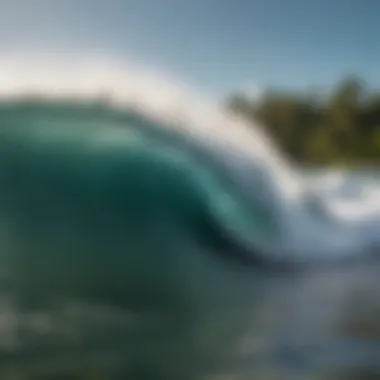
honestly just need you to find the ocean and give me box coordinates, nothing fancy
[0,58,378,379]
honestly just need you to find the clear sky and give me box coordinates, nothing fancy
[1,0,379,98]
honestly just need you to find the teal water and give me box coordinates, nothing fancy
[0,100,379,379]
[0,100,278,379]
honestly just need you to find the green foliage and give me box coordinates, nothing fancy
[226,76,380,167]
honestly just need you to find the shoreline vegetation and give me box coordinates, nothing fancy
[227,76,380,167]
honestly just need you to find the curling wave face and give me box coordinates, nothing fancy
[2,55,380,265]
[0,57,379,379]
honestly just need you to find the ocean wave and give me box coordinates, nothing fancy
[0,54,379,379]
[2,54,380,263]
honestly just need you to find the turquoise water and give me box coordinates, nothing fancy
[0,101,276,379]
[0,100,378,379]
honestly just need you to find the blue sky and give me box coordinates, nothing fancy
[1,0,379,98]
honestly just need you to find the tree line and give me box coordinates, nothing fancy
[226,76,380,167]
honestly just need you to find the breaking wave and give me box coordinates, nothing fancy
[0,53,379,379]
[2,54,380,263]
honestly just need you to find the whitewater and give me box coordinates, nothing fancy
[0,54,379,379]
